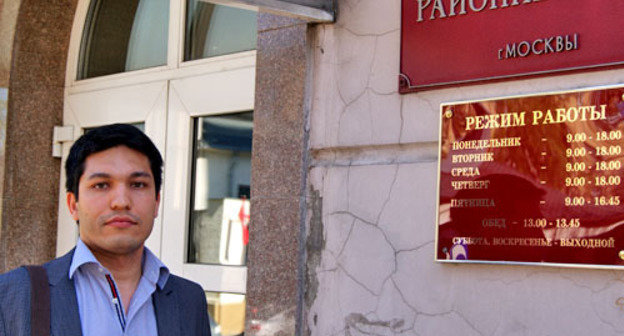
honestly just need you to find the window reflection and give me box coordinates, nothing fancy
[189,112,253,265]
[85,122,144,133]
[78,0,169,79]
[206,292,245,336]
[185,1,257,61]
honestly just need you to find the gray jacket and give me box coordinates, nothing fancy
[0,249,211,336]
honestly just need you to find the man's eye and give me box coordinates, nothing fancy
[131,182,147,188]
[93,182,108,189]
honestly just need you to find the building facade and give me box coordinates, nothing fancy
[2,0,624,335]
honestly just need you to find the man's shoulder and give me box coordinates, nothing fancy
[0,266,29,289]
[42,249,74,283]
[165,274,205,295]
[0,266,32,326]
[158,273,208,309]
[0,250,73,290]
[0,267,31,336]
[154,274,211,335]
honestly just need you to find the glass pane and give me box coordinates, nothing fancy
[85,122,145,133]
[78,0,169,79]
[206,292,245,336]
[188,112,253,265]
[185,1,257,61]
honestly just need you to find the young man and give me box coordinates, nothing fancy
[0,124,211,336]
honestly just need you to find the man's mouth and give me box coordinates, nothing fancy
[105,215,137,228]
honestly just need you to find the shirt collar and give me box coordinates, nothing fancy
[69,238,170,290]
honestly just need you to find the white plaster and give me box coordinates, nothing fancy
[393,247,456,315]
[312,0,624,148]
[370,30,401,95]
[370,92,402,144]
[338,90,373,145]
[307,0,624,334]
[335,28,376,105]
[375,279,417,333]
[400,93,443,143]
[320,213,355,271]
[322,166,350,216]
[378,163,437,251]
[308,166,325,193]
[338,0,400,36]
[338,219,395,294]
[591,281,624,333]
[309,267,379,336]
[483,271,617,335]
[309,161,624,335]
[346,165,396,224]
[414,312,483,336]
[310,26,344,148]
[337,90,403,146]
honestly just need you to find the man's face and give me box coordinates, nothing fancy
[67,145,160,257]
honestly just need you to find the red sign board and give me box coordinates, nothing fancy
[436,86,624,268]
[400,1,624,92]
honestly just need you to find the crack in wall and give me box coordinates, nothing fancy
[309,2,624,335]
[557,272,617,294]
[390,269,422,315]
[448,309,485,336]
[395,240,434,255]
[337,263,379,296]
[329,208,430,254]
[337,217,357,256]
[340,25,399,38]
[375,164,399,225]
[321,23,400,147]
[593,312,623,335]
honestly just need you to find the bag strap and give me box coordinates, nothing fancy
[24,265,50,336]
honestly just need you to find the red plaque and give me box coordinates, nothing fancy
[436,86,624,268]
[400,0,624,92]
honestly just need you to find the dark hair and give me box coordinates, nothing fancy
[65,124,163,199]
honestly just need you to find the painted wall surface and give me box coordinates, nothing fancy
[0,0,21,86]
[0,0,20,241]
[306,0,624,335]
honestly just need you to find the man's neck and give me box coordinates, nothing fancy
[89,245,144,312]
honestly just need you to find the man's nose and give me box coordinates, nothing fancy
[110,186,131,209]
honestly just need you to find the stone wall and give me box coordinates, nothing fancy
[0,0,76,271]
[246,12,311,336]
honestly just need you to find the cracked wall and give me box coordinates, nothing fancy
[305,0,624,335]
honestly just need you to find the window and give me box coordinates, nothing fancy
[188,112,253,265]
[207,291,246,336]
[78,0,169,79]
[85,123,144,133]
[63,0,256,332]
[185,1,257,61]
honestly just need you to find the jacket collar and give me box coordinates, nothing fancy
[44,249,83,336]
[44,248,75,286]
[153,276,181,336]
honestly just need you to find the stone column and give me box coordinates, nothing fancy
[0,0,77,271]
[246,12,312,336]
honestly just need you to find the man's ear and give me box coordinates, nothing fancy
[67,192,79,221]
[154,192,161,218]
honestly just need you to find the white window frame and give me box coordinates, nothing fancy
[58,0,256,295]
